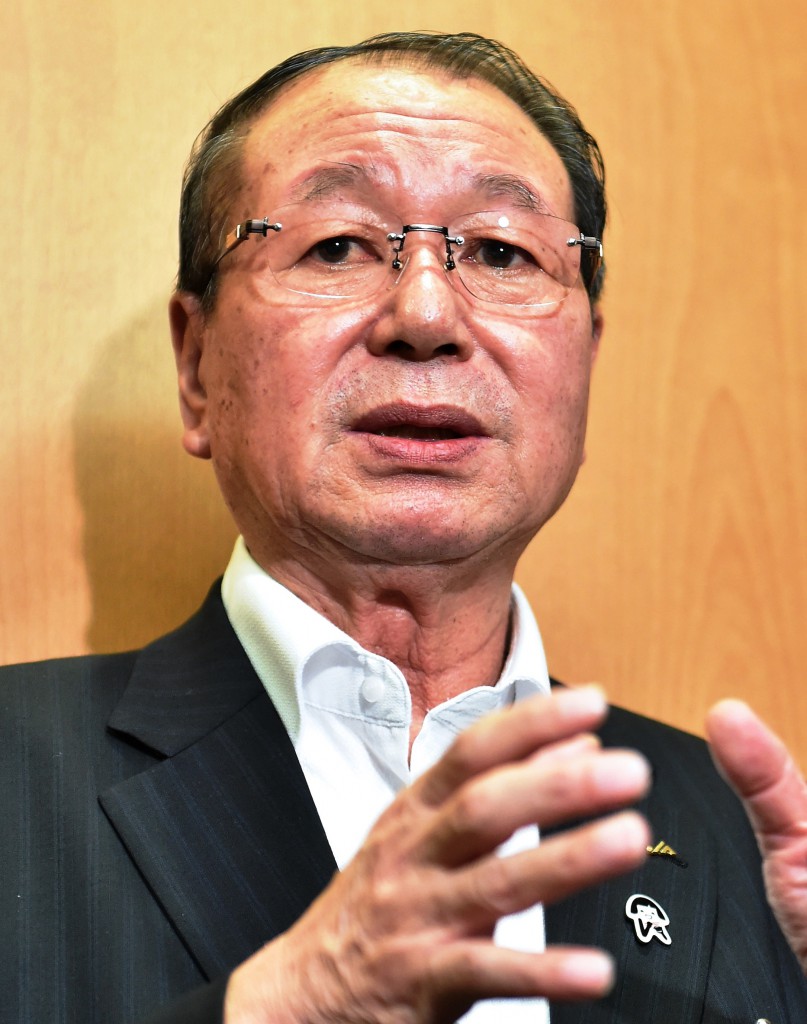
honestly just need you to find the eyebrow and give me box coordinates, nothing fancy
[471,173,551,212]
[286,163,372,203]
[285,165,553,212]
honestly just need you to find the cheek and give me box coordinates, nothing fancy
[490,303,594,396]
[206,303,370,450]
[265,301,381,408]
[492,312,595,467]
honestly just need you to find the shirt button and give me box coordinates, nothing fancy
[361,675,386,704]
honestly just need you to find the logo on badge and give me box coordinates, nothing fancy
[625,893,672,946]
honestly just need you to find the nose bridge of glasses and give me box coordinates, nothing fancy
[387,223,463,274]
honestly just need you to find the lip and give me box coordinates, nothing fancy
[351,403,487,437]
[349,403,489,465]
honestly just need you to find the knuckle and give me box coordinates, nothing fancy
[472,855,518,916]
[539,752,613,809]
[542,835,587,881]
[445,941,487,979]
[448,779,498,837]
[444,729,484,779]
[531,763,577,811]
[368,876,405,928]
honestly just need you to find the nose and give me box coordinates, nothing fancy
[366,237,475,362]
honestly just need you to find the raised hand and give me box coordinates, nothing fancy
[225,686,651,1024]
[707,699,807,972]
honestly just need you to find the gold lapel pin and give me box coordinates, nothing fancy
[646,839,688,868]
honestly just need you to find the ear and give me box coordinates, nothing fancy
[590,305,604,366]
[169,291,212,460]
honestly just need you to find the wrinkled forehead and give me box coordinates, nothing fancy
[237,61,575,221]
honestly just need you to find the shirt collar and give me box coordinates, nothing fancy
[221,536,550,740]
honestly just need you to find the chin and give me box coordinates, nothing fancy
[331,513,515,567]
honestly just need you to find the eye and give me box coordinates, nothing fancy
[468,238,536,271]
[306,232,383,267]
[310,236,359,264]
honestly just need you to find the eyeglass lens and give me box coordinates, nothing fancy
[217,204,598,311]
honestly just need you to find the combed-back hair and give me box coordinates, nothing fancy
[177,31,606,309]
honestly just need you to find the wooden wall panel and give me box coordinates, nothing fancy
[1,0,805,761]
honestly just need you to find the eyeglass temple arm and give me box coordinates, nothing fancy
[567,233,603,259]
[567,233,604,282]
[215,218,282,268]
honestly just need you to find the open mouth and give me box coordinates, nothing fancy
[372,426,465,440]
[351,405,485,441]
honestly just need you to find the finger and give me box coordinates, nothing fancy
[429,942,615,1006]
[706,699,807,843]
[447,810,650,926]
[526,731,602,766]
[417,686,609,807]
[427,747,650,865]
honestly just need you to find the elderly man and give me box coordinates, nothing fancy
[2,31,806,1024]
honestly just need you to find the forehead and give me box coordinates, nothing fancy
[239,61,574,220]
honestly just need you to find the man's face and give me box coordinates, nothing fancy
[172,61,602,576]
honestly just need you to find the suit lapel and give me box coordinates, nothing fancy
[546,705,718,1023]
[100,585,337,978]
[546,819,717,1023]
[101,607,725,1010]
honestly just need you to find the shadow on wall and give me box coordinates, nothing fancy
[73,299,236,654]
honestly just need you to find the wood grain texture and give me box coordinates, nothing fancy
[1,0,805,759]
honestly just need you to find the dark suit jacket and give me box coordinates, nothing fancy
[2,583,805,1023]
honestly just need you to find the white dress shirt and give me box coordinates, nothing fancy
[222,536,552,1024]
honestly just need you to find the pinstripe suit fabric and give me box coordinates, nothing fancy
[1,583,805,1022]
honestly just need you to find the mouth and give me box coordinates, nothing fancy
[349,404,488,466]
[351,405,486,440]
[372,426,465,440]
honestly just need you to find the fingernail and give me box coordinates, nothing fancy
[593,751,651,795]
[559,950,615,993]
[595,811,651,855]
[560,685,607,716]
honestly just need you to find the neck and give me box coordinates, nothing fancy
[255,547,517,739]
